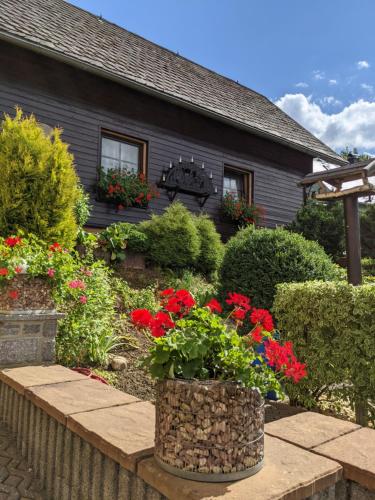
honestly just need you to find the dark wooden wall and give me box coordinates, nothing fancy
[0,40,312,235]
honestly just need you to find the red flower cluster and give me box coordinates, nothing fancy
[68,279,86,290]
[265,339,307,383]
[250,308,274,332]
[160,289,195,318]
[5,236,22,247]
[0,268,8,276]
[130,308,175,338]
[8,290,19,300]
[107,183,124,196]
[49,242,62,252]
[205,298,223,314]
[226,292,251,322]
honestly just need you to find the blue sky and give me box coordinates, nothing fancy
[70,0,375,155]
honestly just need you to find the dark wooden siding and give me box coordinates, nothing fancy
[0,40,312,235]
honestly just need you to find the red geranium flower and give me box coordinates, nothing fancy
[150,311,175,337]
[5,236,22,247]
[285,361,307,383]
[232,308,247,321]
[131,309,153,328]
[14,266,23,274]
[47,268,55,278]
[250,308,274,332]
[79,295,88,304]
[226,292,251,311]
[251,326,264,343]
[205,298,223,314]
[161,289,195,317]
[8,290,19,300]
[0,268,8,276]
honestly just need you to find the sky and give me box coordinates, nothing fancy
[70,0,375,156]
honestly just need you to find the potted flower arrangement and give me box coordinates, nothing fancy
[97,167,159,210]
[222,193,264,227]
[131,289,306,482]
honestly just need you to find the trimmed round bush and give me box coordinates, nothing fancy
[140,202,201,270]
[0,109,79,248]
[220,226,342,310]
[193,214,224,277]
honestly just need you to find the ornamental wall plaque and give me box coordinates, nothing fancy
[158,157,217,207]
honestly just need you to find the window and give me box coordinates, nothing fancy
[223,166,252,202]
[100,131,146,174]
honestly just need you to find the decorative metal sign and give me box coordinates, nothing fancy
[158,157,217,207]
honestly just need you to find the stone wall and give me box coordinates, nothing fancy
[0,311,61,367]
[0,365,374,500]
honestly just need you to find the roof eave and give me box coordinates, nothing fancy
[0,31,347,167]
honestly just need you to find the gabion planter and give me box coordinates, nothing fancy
[0,275,61,367]
[0,275,54,311]
[155,379,264,482]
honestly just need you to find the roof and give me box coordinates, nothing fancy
[300,159,375,187]
[0,0,346,165]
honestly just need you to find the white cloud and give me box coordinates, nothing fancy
[328,79,338,85]
[319,96,342,107]
[361,83,373,92]
[313,70,325,80]
[357,60,370,69]
[275,93,375,151]
[295,82,309,88]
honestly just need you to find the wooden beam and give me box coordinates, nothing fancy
[344,195,362,286]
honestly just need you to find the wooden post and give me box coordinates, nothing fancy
[343,194,366,425]
[343,194,362,285]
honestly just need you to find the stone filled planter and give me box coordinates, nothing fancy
[0,275,62,367]
[0,275,54,311]
[154,379,264,482]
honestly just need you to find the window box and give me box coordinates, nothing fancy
[97,130,158,210]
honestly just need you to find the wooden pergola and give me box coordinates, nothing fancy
[299,159,375,285]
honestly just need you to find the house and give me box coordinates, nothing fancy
[0,0,345,237]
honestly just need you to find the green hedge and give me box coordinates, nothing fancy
[220,226,341,310]
[274,281,375,423]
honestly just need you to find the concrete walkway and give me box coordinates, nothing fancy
[0,424,45,500]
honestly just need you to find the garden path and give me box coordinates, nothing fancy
[0,424,45,500]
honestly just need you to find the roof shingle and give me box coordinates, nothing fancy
[0,0,345,164]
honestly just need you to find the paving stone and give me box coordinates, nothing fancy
[26,378,140,424]
[0,423,45,499]
[265,411,360,449]
[67,401,155,472]
[314,428,375,493]
[137,435,342,500]
[0,365,86,395]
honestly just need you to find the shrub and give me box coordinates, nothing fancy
[274,281,375,424]
[220,226,342,310]
[193,214,224,277]
[361,203,375,258]
[287,200,345,260]
[140,202,201,270]
[362,257,375,277]
[112,277,159,314]
[54,261,119,366]
[0,109,79,248]
[99,222,149,262]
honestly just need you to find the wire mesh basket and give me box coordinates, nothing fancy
[154,379,264,482]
